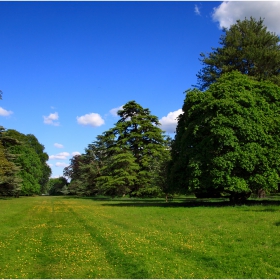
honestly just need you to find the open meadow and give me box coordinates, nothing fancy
[0,195,280,279]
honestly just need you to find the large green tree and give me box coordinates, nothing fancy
[4,130,51,195]
[197,17,280,90]
[99,101,169,197]
[0,127,22,196]
[168,71,280,201]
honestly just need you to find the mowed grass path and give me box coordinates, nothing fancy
[0,196,280,279]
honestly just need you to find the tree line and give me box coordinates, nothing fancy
[63,17,280,201]
[63,101,171,197]
[2,17,280,201]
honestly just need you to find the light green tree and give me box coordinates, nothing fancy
[168,71,280,202]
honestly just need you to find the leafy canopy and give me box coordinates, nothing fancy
[168,71,280,199]
[4,129,51,195]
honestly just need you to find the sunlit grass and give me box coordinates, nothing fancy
[0,196,280,278]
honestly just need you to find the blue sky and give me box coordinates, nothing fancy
[1,1,280,178]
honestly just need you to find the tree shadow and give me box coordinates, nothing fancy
[0,196,12,200]
[62,195,169,203]
[101,198,280,208]
[61,195,280,208]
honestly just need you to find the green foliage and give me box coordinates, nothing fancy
[48,177,68,195]
[96,146,139,197]
[168,71,280,200]
[64,153,100,196]
[0,126,22,196]
[8,144,42,195]
[4,129,51,195]
[197,17,280,90]
[66,101,170,197]
[106,101,169,196]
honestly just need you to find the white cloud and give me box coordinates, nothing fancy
[77,113,105,127]
[54,143,64,149]
[194,4,201,16]
[55,162,69,168]
[109,105,124,117]
[51,175,60,178]
[159,109,183,134]
[212,1,280,34]
[47,163,53,167]
[0,107,13,117]
[72,151,81,156]
[43,112,60,126]
[49,152,70,160]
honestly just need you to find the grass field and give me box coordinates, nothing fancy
[0,195,280,279]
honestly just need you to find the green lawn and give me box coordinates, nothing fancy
[0,195,280,279]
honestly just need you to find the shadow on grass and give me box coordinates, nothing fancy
[62,195,280,208]
[0,196,13,200]
[102,200,280,208]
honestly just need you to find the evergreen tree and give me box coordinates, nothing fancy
[96,146,139,197]
[102,101,169,197]
[65,101,170,197]
[197,17,280,90]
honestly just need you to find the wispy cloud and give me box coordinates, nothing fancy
[109,105,124,117]
[0,107,13,117]
[159,109,183,134]
[43,112,60,126]
[212,1,280,34]
[77,113,105,127]
[54,143,64,149]
[49,152,70,160]
[194,4,201,16]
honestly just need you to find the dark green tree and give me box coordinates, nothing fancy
[197,17,280,90]
[4,130,51,195]
[96,145,139,197]
[25,134,51,193]
[48,177,68,195]
[100,101,169,197]
[8,144,42,195]
[65,101,170,197]
[0,127,22,196]
[168,71,280,202]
